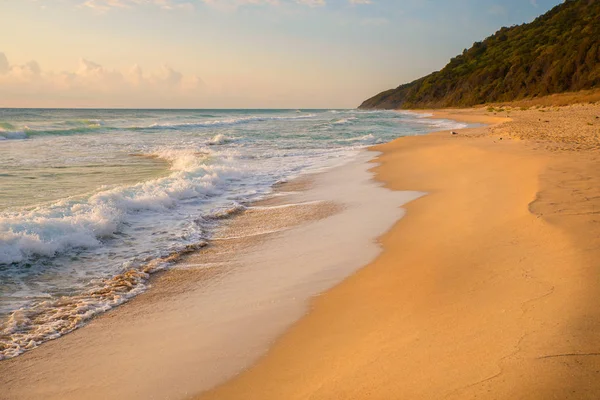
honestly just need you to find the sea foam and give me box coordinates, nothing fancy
[0,108,474,360]
[0,149,238,265]
[139,114,317,130]
[208,134,232,145]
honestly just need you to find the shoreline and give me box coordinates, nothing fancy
[3,103,600,399]
[0,149,421,399]
[0,109,455,363]
[196,103,600,399]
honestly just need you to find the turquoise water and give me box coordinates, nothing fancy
[0,108,466,359]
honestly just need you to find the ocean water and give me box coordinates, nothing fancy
[0,108,466,359]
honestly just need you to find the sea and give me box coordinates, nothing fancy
[0,108,466,360]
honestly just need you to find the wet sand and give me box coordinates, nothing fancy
[197,104,600,399]
[3,104,600,399]
[0,153,420,400]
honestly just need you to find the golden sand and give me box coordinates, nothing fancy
[0,154,414,400]
[3,104,600,399]
[197,104,600,399]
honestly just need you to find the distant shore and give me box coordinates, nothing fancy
[197,103,600,399]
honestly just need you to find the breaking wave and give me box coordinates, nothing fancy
[0,120,106,140]
[397,111,468,130]
[0,148,251,359]
[0,107,476,360]
[136,114,317,130]
[0,149,237,265]
[0,241,207,360]
[332,117,358,125]
[208,134,232,145]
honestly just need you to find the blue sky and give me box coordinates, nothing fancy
[0,0,563,108]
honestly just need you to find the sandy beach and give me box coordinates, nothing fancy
[2,104,600,399]
[197,104,600,399]
[4,0,600,398]
[0,149,420,399]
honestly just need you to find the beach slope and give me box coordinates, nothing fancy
[198,105,600,399]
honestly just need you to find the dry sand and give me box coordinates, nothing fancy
[197,104,600,399]
[3,104,600,399]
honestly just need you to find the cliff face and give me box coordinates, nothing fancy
[360,0,600,110]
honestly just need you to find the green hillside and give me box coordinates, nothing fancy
[359,0,600,109]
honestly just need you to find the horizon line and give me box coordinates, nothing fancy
[0,107,356,111]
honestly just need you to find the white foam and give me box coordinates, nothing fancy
[429,120,469,130]
[397,111,468,130]
[0,151,425,397]
[247,200,324,211]
[398,110,434,118]
[208,134,231,145]
[0,150,242,265]
[332,117,358,125]
[0,258,159,360]
[213,227,292,241]
[0,108,473,362]
[142,114,317,130]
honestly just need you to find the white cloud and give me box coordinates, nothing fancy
[0,53,10,74]
[81,0,195,11]
[0,52,204,103]
[198,0,279,12]
[296,0,325,7]
[76,0,372,11]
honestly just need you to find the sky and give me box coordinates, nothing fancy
[0,0,564,108]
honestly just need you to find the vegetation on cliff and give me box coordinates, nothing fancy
[359,0,600,109]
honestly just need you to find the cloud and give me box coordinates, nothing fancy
[77,0,371,11]
[81,0,279,11]
[81,0,195,11]
[296,0,325,7]
[197,0,279,12]
[0,53,10,74]
[0,52,204,105]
